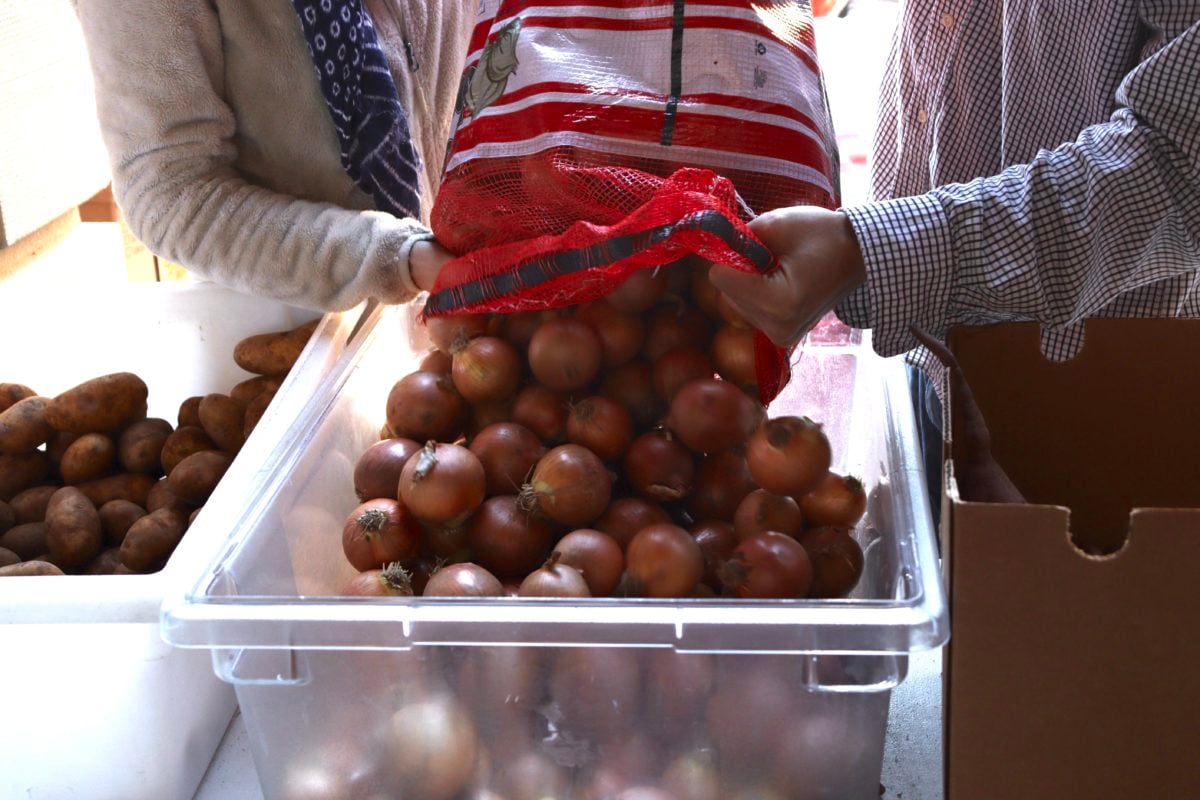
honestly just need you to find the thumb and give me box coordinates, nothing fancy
[707,261,770,307]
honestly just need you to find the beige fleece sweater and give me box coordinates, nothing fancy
[75,0,478,311]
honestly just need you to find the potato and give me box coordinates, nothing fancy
[0,396,53,454]
[98,500,146,546]
[119,509,186,572]
[45,487,102,568]
[59,433,118,484]
[10,485,59,524]
[243,388,277,439]
[0,522,46,560]
[0,451,50,501]
[44,372,149,434]
[199,394,246,453]
[0,499,14,534]
[74,472,156,508]
[85,547,124,575]
[0,383,36,413]
[233,319,319,376]
[0,560,63,577]
[0,547,19,567]
[161,426,216,475]
[231,375,284,406]
[46,431,81,465]
[118,418,173,474]
[166,450,233,505]
[178,396,203,428]
[146,478,192,516]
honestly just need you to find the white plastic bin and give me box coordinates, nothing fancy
[0,283,363,800]
[162,301,947,800]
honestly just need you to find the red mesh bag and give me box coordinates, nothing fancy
[426,0,839,402]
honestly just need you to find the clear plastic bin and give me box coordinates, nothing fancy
[0,283,363,800]
[163,301,947,800]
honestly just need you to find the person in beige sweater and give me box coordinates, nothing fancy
[75,0,478,311]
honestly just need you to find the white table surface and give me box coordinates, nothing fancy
[195,646,943,800]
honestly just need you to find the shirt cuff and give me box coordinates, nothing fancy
[836,195,958,357]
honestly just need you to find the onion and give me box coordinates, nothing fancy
[465,398,514,439]
[646,650,715,727]
[653,347,714,403]
[422,562,505,597]
[600,360,663,429]
[625,523,704,598]
[451,336,523,403]
[798,472,867,527]
[733,489,804,540]
[553,528,624,596]
[623,431,695,503]
[666,378,764,454]
[501,752,571,800]
[386,371,466,443]
[745,416,832,497]
[691,269,722,319]
[528,317,603,392]
[422,521,472,563]
[716,291,750,328]
[342,562,414,596]
[662,753,720,800]
[419,349,453,375]
[643,305,712,361]
[468,423,545,496]
[688,450,757,522]
[605,268,669,313]
[512,384,570,445]
[689,520,739,588]
[389,695,479,799]
[797,526,865,598]
[711,324,759,394]
[426,313,490,353]
[341,498,421,571]
[518,552,592,597]
[520,444,613,527]
[550,648,641,736]
[353,437,420,501]
[399,442,486,526]
[720,532,813,599]
[501,311,544,348]
[576,301,647,367]
[567,396,634,461]
[467,496,553,577]
[595,497,672,550]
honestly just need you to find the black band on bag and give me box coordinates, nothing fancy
[660,0,686,146]
[424,209,775,315]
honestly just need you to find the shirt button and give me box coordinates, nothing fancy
[917,109,929,123]
[941,12,955,28]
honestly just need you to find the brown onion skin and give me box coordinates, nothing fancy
[605,268,669,313]
[798,472,867,528]
[524,444,613,528]
[518,553,592,597]
[341,498,421,572]
[623,431,695,503]
[666,378,764,455]
[553,528,625,596]
[550,648,641,736]
[419,349,453,375]
[511,385,570,445]
[468,423,545,496]
[733,489,805,540]
[689,520,739,588]
[465,398,515,440]
[721,532,813,599]
[625,523,704,598]
[595,497,672,550]
[797,525,865,599]
[422,562,504,597]
[653,347,715,403]
[643,305,713,362]
[745,416,832,497]
[426,313,490,353]
[386,371,466,443]
[353,438,421,502]
[398,442,486,526]
[688,450,757,522]
[646,650,715,728]
[501,310,544,348]
[691,269,722,319]
[567,396,634,462]
[342,562,414,596]
[528,317,603,392]
[422,522,472,563]
[576,301,647,367]
[600,360,663,429]
[711,324,759,394]
[451,336,523,404]
[467,496,553,578]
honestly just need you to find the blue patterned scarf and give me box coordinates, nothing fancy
[290,0,422,219]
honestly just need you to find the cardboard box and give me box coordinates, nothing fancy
[942,320,1200,799]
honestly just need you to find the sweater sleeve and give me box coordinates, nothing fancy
[75,0,429,312]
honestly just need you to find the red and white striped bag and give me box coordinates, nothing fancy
[427,0,839,401]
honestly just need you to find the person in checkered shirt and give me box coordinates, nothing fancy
[710,5,1200,364]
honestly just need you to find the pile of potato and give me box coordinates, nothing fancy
[0,319,317,577]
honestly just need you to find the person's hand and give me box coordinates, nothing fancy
[410,238,454,293]
[707,206,867,347]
